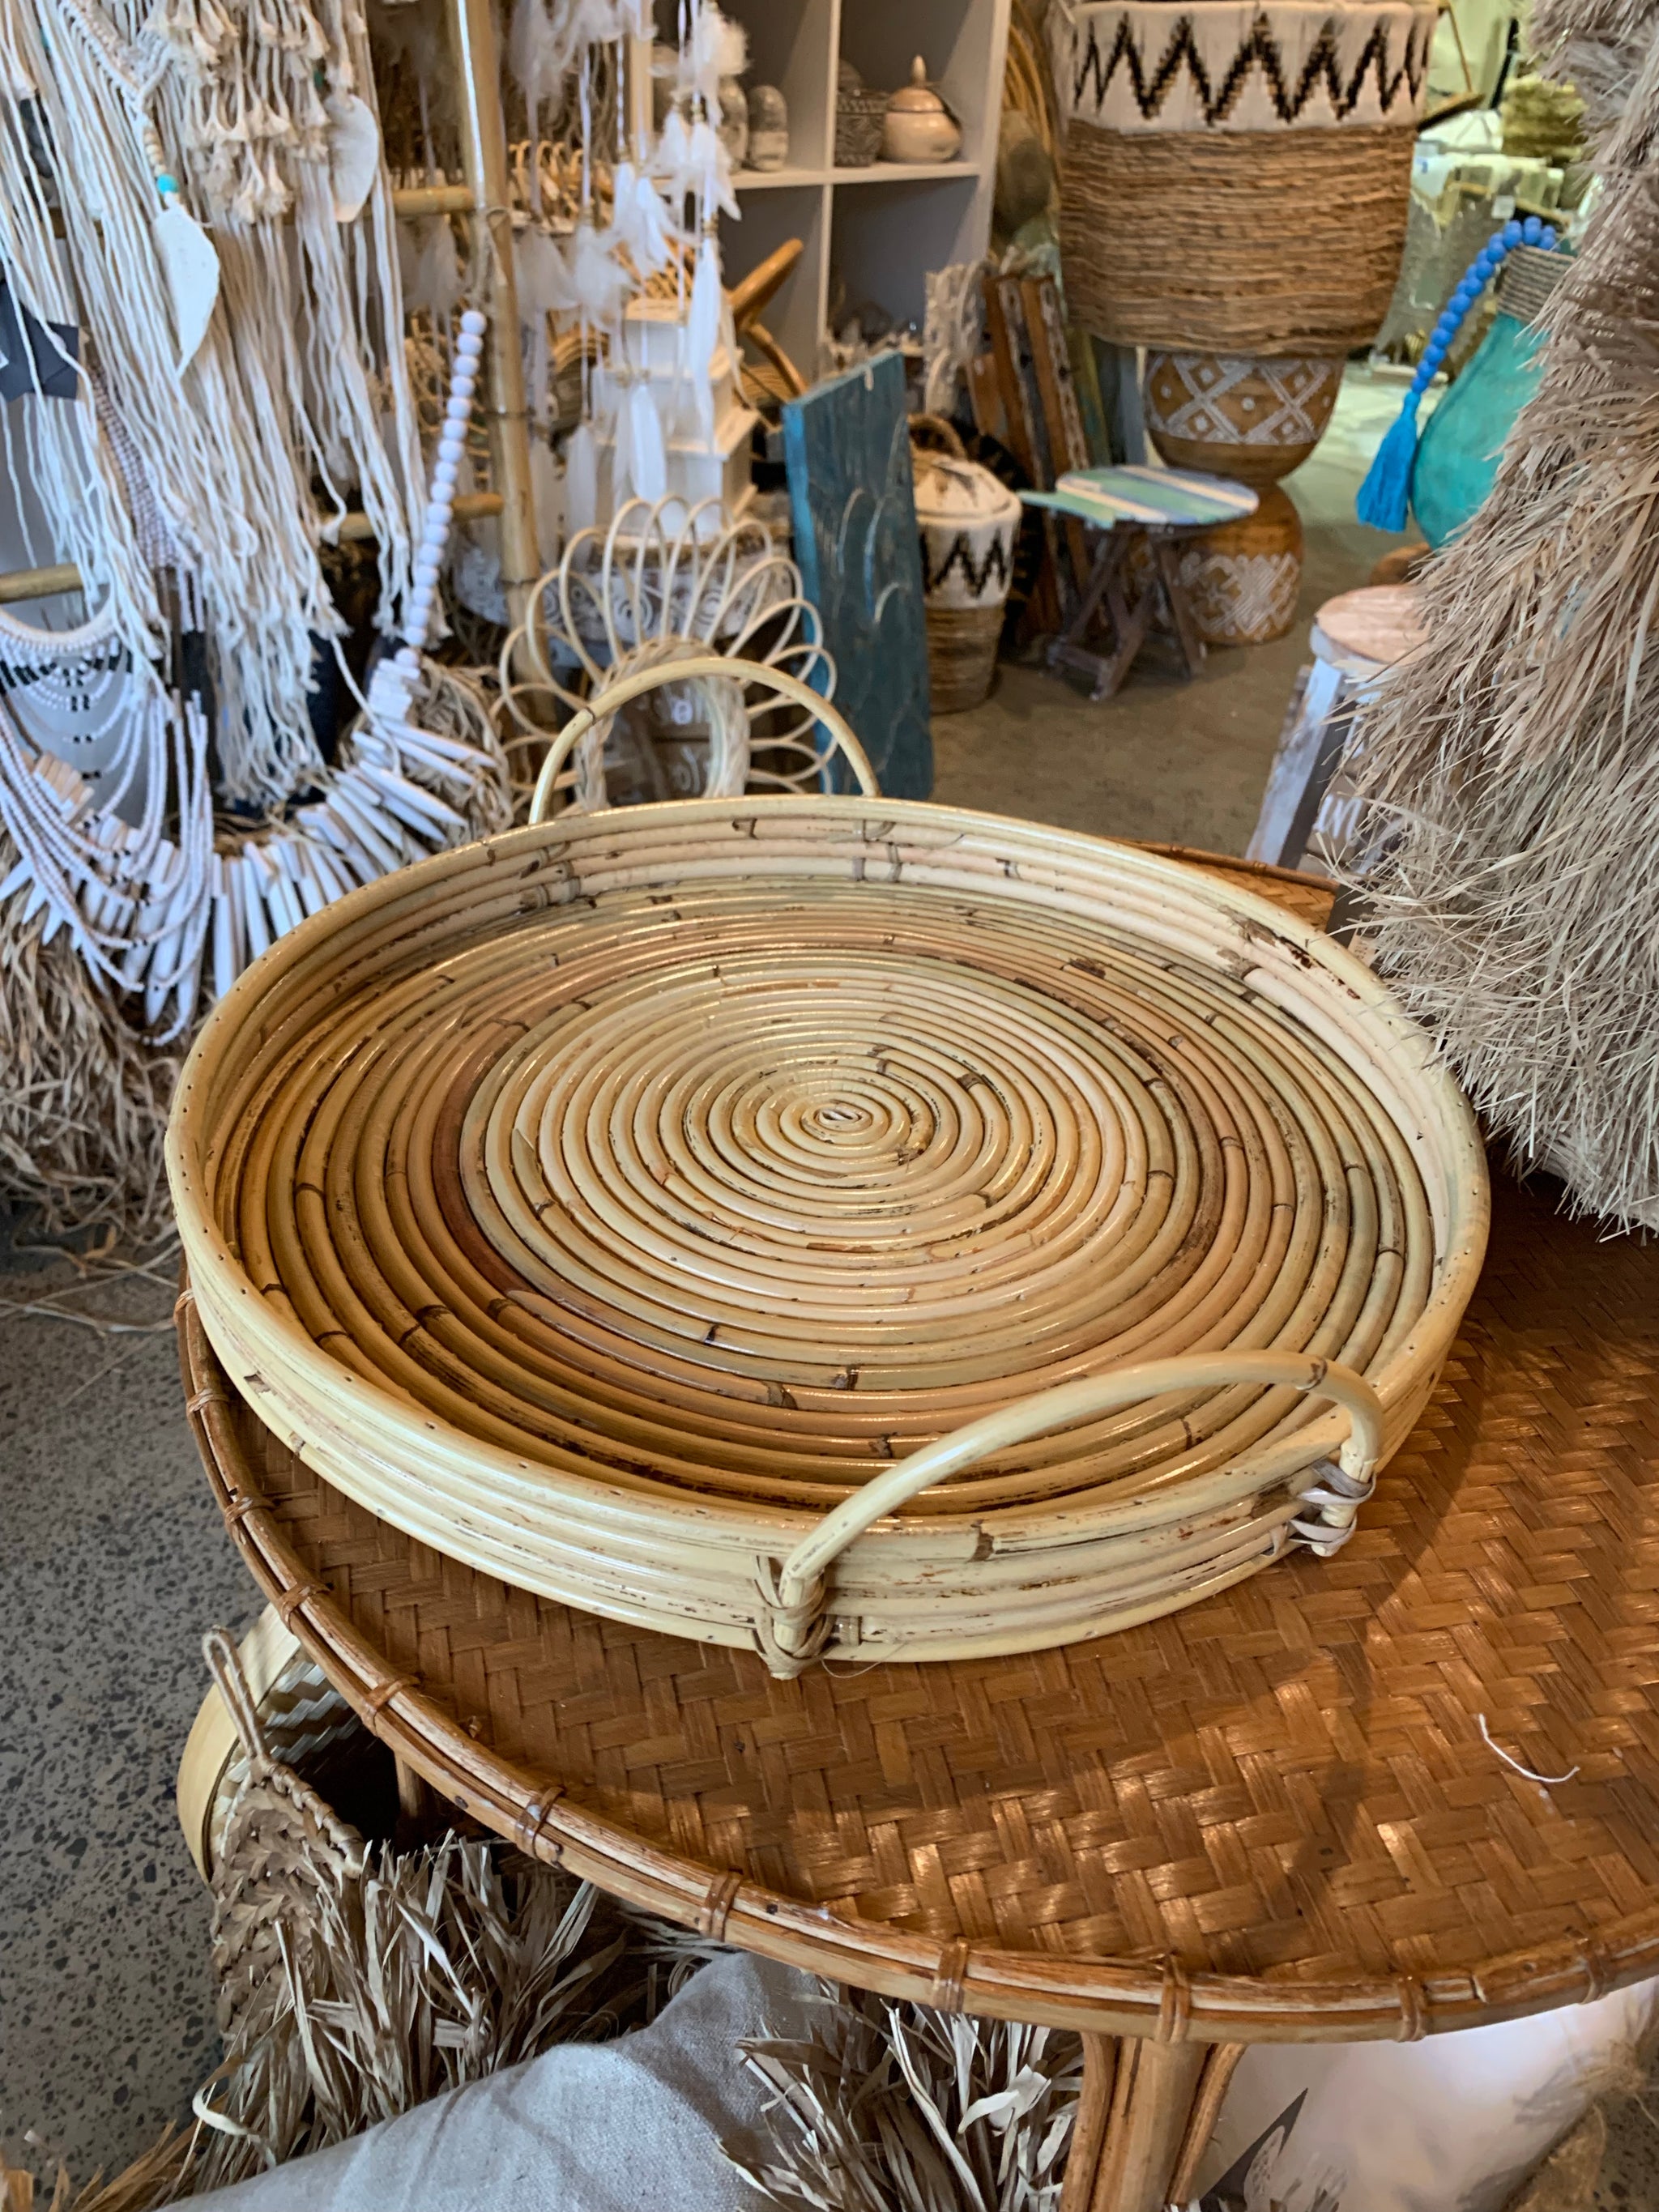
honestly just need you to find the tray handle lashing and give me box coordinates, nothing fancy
[527,654,881,823]
[755,1352,1386,1675]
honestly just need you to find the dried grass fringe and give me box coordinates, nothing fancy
[736,1988,1081,2212]
[0,837,177,1247]
[1346,0,1659,1231]
[8,1835,714,2212]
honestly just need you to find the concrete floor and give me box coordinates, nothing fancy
[5,371,1649,2201]
[933,366,1413,855]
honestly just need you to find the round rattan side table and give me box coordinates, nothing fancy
[175,858,1659,2212]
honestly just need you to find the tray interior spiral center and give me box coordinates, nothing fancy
[213,860,1434,1522]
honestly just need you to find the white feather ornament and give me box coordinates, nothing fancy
[515,227,576,317]
[684,116,740,222]
[626,376,667,504]
[655,105,692,192]
[610,160,672,275]
[686,226,722,437]
[153,201,220,371]
[326,92,380,222]
[564,418,599,535]
[411,215,464,319]
[568,218,629,326]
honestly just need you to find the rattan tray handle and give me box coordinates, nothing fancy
[761,1353,1385,1671]
[527,655,881,822]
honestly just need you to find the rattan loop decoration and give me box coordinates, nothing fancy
[168,782,1487,1673]
[527,655,880,823]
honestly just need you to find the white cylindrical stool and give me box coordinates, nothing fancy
[1247,583,1425,875]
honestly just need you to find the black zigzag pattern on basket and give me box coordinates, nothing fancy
[923,531,1013,599]
[1069,14,1431,126]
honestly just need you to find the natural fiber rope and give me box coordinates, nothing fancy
[172,800,1485,1669]
[1060,121,1415,353]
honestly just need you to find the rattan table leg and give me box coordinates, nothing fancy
[1060,2035,1208,2212]
[394,1754,437,1843]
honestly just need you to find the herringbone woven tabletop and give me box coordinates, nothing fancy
[181,1156,1659,2043]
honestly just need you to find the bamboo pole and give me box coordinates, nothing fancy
[0,495,505,607]
[446,0,539,644]
[390,181,476,217]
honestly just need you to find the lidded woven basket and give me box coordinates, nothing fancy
[169,797,1487,1675]
[911,416,1020,713]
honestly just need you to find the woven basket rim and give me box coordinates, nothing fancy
[179,1292,1659,2044]
[166,797,1488,1581]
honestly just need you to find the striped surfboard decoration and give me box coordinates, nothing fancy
[1024,465,1259,530]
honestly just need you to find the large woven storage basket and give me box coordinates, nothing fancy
[1051,0,1435,354]
[168,796,1486,1676]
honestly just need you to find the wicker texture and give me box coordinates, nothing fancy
[836,91,887,166]
[926,603,1005,712]
[181,1151,1659,2044]
[1060,121,1415,355]
[203,1629,366,2035]
[168,801,1484,1670]
[1174,485,1305,646]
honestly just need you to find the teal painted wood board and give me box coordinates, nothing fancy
[782,353,933,799]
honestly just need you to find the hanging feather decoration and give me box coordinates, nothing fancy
[565,417,599,535]
[626,375,668,504]
[686,224,723,439]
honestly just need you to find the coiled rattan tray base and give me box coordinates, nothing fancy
[168,802,1486,1669]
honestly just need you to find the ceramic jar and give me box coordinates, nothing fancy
[882,57,962,164]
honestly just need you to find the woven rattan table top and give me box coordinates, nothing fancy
[178,855,1659,2047]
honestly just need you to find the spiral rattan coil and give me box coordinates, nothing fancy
[169,797,1487,1673]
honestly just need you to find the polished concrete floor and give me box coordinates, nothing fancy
[3,373,1650,2201]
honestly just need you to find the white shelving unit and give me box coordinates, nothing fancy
[681,0,1011,381]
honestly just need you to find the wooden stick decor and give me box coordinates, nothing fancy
[168,690,1486,1675]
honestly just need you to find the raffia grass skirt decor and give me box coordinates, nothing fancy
[168,798,1486,1675]
[1059,122,1417,355]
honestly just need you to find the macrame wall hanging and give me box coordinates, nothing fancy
[0,0,514,1237]
[0,0,766,1239]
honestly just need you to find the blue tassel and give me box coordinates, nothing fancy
[1356,399,1424,531]
[1355,216,1559,533]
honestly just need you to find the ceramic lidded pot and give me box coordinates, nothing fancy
[883,57,962,164]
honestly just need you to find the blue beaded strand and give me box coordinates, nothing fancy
[1357,215,1560,529]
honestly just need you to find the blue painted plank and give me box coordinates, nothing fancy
[782,352,933,799]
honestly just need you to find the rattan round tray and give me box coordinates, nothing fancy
[168,799,1486,1671]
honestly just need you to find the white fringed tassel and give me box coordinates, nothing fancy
[565,419,599,535]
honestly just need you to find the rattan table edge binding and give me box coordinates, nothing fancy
[177,1289,1659,2044]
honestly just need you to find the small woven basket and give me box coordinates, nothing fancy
[836,89,887,167]
[926,603,1006,713]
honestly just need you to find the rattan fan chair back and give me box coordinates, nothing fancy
[498,498,843,818]
[170,658,1487,1676]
